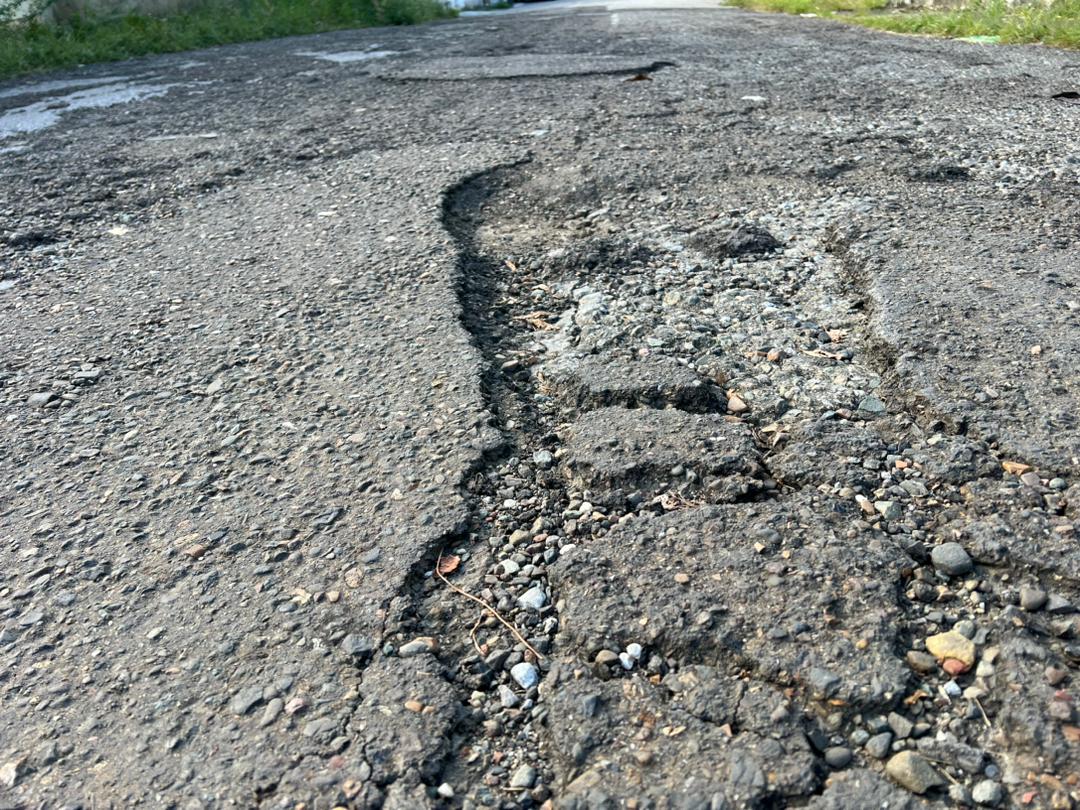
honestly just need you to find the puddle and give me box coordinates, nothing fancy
[0,81,177,139]
[0,75,127,100]
[294,49,397,63]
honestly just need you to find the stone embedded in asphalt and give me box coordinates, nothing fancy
[518,586,547,611]
[885,751,944,794]
[930,542,973,577]
[906,650,937,674]
[398,636,439,658]
[807,666,841,699]
[865,732,893,759]
[887,711,913,740]
[509,764,537,789]
[229,686,264,716]
[1045,593,1075,614]
[857,395,887,416]
[1019,586,1048,612]
[824,746,852,768]
[510,662,539,689]
[27,392,56,407]
[341,633,374,659]
[498,684,519,708]
[972,779,1004,806]
[874,500,902,521]
[925,630,976,672]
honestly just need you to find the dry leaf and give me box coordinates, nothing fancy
[801,348,845,361]
[1002,461,1032,476]
[437,554,461,576]
[625,73,652,82]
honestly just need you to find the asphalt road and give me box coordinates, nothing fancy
[1,3,1079,808]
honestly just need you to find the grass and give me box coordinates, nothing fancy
[0,0,455,80]
[730,0,1080,49]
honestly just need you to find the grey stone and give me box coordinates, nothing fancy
[931,542,973,577]
[341,633,374,658]
[510,662,539,689]
[857,395,887,416]
[824,747,852,768]
[1045,594,1075,614]
[807,667,841,699]
[1019,586,1048,612]
[398,637,437,658]
[972,779,1003,806]
[518,586,547,611]
[229,686,264,716]
[18,611,44,627]
[498,685,519,708]
[887,711,913,740]
[509,764,537,789]
[865,732,892,759]
[874,500,902,521]
[302,717,338,738]
[259,698,284,727]
[885,751,944,794]
[27,392,56,407]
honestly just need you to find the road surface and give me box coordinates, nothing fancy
[1,2,1079,807]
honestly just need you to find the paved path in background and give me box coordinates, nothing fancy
[1,6,1079,809]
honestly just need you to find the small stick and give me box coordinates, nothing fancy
[435,550,544,661]
[975,696,992,729]
[468,613,485,657]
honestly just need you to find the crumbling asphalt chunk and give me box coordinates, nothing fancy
[559,406,766,506]
[542,353,720,414]
[544,671,820,807]
[549,499,912,709]
[770,419,887,489]
[689,222,782,260]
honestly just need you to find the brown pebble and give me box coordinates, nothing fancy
[674,572,690,584]
[942,658,971,676]
[404,699,423,713]
[1046,666,1068,686]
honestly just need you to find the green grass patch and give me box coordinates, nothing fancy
[730,0,1080,48]
[0,0,456,80]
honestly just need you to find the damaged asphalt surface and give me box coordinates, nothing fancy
[2,1,1080,807]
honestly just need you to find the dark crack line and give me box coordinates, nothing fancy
[372,60,677,83]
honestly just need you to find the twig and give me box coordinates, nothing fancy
[975,696,992,729]
[435,550,544,661]
[468,613,485,658]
